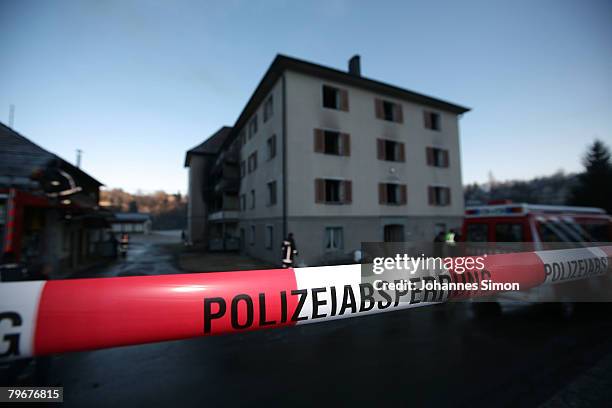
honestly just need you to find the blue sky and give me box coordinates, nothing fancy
[1,0,611,193]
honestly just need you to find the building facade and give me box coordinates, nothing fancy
[186,55,470,266]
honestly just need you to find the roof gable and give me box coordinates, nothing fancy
[184,126,232,167]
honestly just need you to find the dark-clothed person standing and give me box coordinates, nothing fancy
[281,233,298,268]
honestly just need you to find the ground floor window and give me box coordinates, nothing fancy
[325,227,344,251]
[265,225,273,249]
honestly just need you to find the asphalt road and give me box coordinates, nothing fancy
[77,231,183,279]
[2,235,612,407]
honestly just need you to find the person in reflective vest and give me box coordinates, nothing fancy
[281,233,298,268]
[445,229,456,244]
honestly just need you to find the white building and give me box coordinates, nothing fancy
[111,212,152,234]
[186,55,470,266]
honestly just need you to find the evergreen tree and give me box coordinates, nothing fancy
[569,140,612,214]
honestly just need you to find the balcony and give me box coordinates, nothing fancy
[208,210,240,222]
[214,177,240,194]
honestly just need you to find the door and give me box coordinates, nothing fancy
[384,224,405,242]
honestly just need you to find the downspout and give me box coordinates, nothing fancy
[282,74,288,239]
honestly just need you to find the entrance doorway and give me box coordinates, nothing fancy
[384,224,405,242]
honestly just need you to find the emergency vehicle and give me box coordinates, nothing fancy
[461,201,612,309]
[462,201,612,246]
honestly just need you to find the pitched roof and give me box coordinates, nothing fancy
[222,54,471,150]
[113,212,152,222]
[0,122,103,187]
[184,126,232,167]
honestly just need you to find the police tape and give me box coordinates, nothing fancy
[1,246,611,360]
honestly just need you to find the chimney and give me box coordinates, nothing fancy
[348,55,361,76]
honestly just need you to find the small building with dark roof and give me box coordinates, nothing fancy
[111,212,152,234]
[1,122,116,278]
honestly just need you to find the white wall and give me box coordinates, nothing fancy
[284,70,465,218]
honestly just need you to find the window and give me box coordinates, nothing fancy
[250,225,255,245]
[495,223,524,242]
[247,152,257,173]
[240,160,246,177]
[426,147,449,167]
[424,111,440,130]
[265,225,273,249]
[240,194,246,211]
[377,139,405,162]
[267,181,277,206]
[378,183,407,205]
[383,101,395,121]
[263,95,273,122]
[466,223,488,242]
[579,221,611,242]
[248,115,258,139]
[250,189,255,209]
[266,135,276,160]
[325,227,344,251]
[326,180,340,203]
[428,186,451,206]
[322,85,349,111]
[375,98,403,123]
[0,202,5,245]
[315,179,352,204]
[325,131,340,155]
[313,129,350,156]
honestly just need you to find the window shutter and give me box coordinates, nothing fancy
[314,129,324,153]
[428,186,435,205]
[315,179,325,203]
[398,143,405,162]
[446,188,451,205]
[341,133,351,156]
[426,147,434,166]
[424,111,432,129]
[375,99,384,119]
[400,185,407,205]
[343,180,352,204]
[443,150,450,167]
[340,89,349,112]
[379,183,387,204]
[395,104,404,123]
[377,139,385,160]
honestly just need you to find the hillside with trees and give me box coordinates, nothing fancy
[465,139,612,213]
[100,189,187,230]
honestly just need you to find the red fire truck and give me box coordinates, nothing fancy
[461,202,612,311]
[462,202,612,246]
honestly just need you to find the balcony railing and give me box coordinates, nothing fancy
[208,210,240,221]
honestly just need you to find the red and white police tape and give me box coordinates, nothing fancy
[1,246,611,360]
